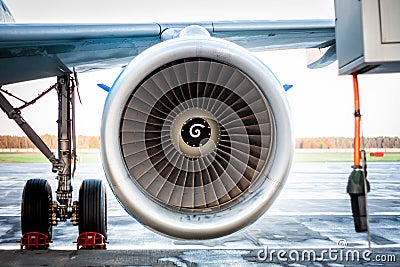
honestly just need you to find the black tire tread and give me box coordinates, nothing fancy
[78,179,107,238]
[21,179,52,240]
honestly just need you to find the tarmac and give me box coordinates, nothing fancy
[0,161,399,266]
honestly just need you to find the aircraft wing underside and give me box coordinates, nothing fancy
[0,20,335,85]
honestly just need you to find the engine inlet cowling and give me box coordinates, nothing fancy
[101,33,293,239]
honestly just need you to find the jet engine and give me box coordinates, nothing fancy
[101,26,293,239]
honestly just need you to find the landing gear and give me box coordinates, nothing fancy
[0,73,108,249]
[21,179,53,247]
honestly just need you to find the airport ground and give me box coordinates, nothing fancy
[0,153,399,266]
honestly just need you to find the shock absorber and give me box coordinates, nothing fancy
[55,75,73,221]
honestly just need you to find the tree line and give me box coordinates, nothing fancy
[0,135,399,149]
[296,136,400,149]
[0,135,99,149]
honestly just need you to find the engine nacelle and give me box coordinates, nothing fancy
[101,26,293,239]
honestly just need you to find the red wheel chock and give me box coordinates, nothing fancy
[77,232,107,249]
[20,232,50,249]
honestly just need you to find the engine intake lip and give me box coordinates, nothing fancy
[101,36,293,239]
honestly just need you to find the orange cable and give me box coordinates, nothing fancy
[353,73,361,166]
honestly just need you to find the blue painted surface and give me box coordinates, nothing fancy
[283,84,293,91]
[97,84,111,92]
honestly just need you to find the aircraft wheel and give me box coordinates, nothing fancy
[21,179,53,240]
[78,179,107,238]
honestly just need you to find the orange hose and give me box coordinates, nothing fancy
[353,73,361,166]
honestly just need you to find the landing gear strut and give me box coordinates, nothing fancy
[0,74,107,249]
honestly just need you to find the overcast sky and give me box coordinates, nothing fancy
[1,0,400,138]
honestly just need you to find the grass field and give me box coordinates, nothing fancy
[0,152,399,163]
[0,153,100,163]
[295,152,400,162]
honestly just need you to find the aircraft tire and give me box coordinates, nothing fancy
[78,179,107,238]
[21,179,53,240]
